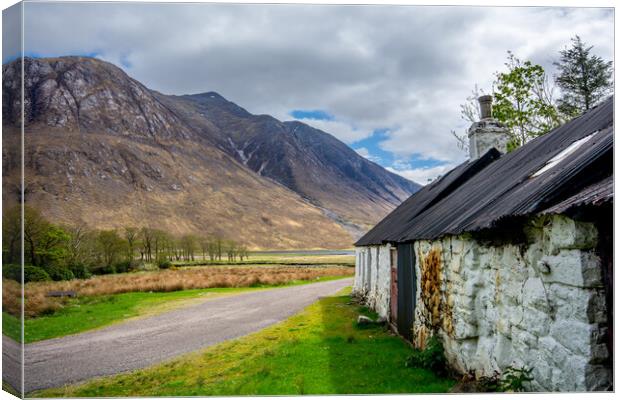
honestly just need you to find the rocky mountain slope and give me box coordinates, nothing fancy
[160,92,419,234]
[2,56,419,248]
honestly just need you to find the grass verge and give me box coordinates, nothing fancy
[3,276,346,343]
[34,288,454,397]
[4,265,353,318]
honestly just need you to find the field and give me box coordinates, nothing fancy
[2,253,354,343]
[34,288,454,397]
[172,252,354,266]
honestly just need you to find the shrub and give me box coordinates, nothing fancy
[94,264,116,275]
[45,265,75,281]
[158,259,172,269]
[461,366,534,392]
[497,366,534,392]
[114,261,132,274]
[405,335,447,376]
[2,264,22,282]
[68,263,92,279]
[24,265,51,283]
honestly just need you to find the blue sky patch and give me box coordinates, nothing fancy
[351,129,394,166]
[352,129,449,172]
[290,109,334,121]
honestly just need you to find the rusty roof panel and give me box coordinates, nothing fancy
[540,176,613,215]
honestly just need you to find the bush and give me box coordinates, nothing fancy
[474,366,534,392]
[114,261,132,274]
[98,264,116,275]
[91,264,112,275]
[158,259,172,269]
[497,366,534,392]
[2,264,22,281]
[24,265,51,283]
[68,263,92,279]
[45,265,75,281]
[405,335,447,376]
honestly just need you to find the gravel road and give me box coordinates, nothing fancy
[2,278,352,393]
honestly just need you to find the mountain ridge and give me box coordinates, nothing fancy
[163,90,420,232]
[2,56,420,248]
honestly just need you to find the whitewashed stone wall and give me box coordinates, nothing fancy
[411,214,610,392]
[353,244,392,319]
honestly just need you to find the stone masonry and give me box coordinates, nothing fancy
[468,95,511,159]
[354,244,392,319]
[353,214,611,391]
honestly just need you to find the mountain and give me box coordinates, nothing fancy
[2,56,419,249]
[158,91,419,235]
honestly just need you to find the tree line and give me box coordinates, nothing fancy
[2,205,249,282]
[453,36,613,153]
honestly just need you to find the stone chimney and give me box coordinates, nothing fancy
[468,95,510,159]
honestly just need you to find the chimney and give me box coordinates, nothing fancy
[468,95,510,159]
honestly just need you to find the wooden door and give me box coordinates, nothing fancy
[396,243,415,342]
[390,248,398,326]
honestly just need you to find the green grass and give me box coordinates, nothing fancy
[3,312,21,342]
[34,288,454,397]
[3,276,347,344]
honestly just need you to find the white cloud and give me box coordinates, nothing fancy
[17,3,613,166]
[391,159,412,171]
[387,164,457,185]
[294,118,371,144]
[355,147,382,163]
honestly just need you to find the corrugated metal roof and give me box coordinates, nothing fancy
[355,149,501,246]
[356,97,613,246]
[540,176,613,215]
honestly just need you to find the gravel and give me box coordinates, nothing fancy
[2,278,352,393]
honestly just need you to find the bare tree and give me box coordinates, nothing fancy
[148,229,170,262]
[216,237,223,261]
[237,245,249,261]
[451,85,487,155]
[66,223,90,265]
[140,227,154,262]
[124,227,139,263]
[200,237,209,261]
[179,234,198,261]
[206,237,218,261]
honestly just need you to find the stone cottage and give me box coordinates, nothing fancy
[353,96,613,391]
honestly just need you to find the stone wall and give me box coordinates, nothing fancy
[411,214,610,391]
[354,244,391,319]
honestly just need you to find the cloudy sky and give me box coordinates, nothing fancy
[4,1,614,184]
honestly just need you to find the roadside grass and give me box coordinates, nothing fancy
[35,288,454,397]
[3,265,353,318]
[3,276,348,344]
[2,312,21,341]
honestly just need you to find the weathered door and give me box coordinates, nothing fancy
[596,211,613,367]
[390,248,398,327]
[396,243,415,342]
